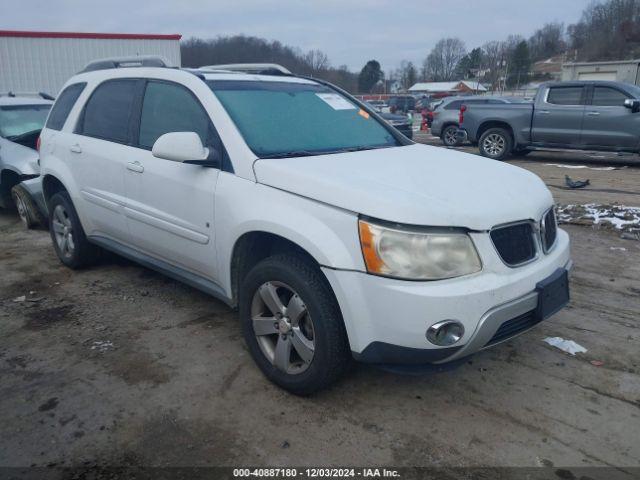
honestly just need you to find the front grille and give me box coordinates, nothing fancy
[486,310,540,346]
[541,208,557,252]
[490,222,536,266]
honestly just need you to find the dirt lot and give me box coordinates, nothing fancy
[1,141,639,472]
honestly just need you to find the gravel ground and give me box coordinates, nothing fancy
[1,142,639,473]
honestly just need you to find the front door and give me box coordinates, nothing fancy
[581,85,638,149]
[532,85,587,146]
[123,80,220,280]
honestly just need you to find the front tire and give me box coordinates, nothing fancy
[11,184,45,229]
[441,125,461,146]
[239,254,351,395]
[48,191,100,269]
[479,128,512,161]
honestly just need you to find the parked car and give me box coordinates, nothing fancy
[365,102,413,139]
[388,95,416,113]
[431,96,528,147]
[366,99,387,110]
[0,93,53,227]
[40,58,571,395]
[458,81,640,160]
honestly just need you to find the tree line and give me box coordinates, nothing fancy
[180,0,640,94]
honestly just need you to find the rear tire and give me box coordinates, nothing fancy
[239,253,351,395]
[441,125,461,147]
[48,191,101,269]
[11,184,45,229]
[479,128,512,161]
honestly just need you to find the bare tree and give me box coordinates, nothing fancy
[422,38,467,81]
[302,49,330,74]
[528,22,566,61]
[481,41,508,91]
[396,60,418,90]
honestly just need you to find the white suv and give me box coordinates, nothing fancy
[40,58,571,394]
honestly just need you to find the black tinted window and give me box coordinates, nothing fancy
[138,81,211,149]
[547,87,584,105]
[592,87,629,106]
[81,80,137,143]
[46,83,85,131]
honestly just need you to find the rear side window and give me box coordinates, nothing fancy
[79,79,137,143]
[592,87,629,106]
[46,83,86,131]
[138,81,212,149]
[547,87,584,105]
[444,100,463,110]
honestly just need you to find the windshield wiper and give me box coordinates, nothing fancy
[259,145,393,159]
[259,150,328,159]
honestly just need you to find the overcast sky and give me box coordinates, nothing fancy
[3,0,590,71]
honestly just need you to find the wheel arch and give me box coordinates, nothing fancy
[229,230,331,307]
[477,120,515,143]
[42,174,69,209]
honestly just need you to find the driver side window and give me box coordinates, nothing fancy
[138,81,215,150]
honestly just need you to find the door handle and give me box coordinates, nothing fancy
[69,144,82,153]
[537,110,550,114]
[587,111,600,116]
[127,161,144,173]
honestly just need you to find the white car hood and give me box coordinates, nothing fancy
[253,144,553,230]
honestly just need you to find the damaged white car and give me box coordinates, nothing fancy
[0,93,52,228]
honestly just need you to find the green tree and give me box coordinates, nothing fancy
[358,60,384,93]
[508,41,531,88]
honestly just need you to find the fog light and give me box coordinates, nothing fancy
[426,320,464,346]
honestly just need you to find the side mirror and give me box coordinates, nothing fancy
[624,98,640,113]
[152,132,209,163]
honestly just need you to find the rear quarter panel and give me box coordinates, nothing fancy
[462,104,534,145]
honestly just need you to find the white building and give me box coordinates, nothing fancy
[0,30,182,96]
[562,59,640,85]
[408,80,487,95]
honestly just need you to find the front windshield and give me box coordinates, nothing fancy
[0,104,51,138]
[207,80,401,158]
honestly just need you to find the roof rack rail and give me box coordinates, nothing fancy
[0,91,55,100]
[198,63,292,75]
[80,55,169,73]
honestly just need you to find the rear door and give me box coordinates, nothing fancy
[532,85,587,146]
[68,79,141,242]
[123,80,220,279]
[581,85,637,149]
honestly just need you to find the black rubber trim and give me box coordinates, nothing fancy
[353,341,462,365]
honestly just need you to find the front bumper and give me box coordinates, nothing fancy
[322,228,571,365]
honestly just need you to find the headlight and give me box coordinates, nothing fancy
[358,219,482,280]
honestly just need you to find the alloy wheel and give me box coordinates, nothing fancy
[251,281,315,374]
[52,205,75,258]
[483,133,506,157]
[444,128,458,145]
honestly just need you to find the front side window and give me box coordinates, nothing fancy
[138,81,212,149]
[80,79,137,143]
[46,83,85,131]
[208,80,401,158]
[0,104,51,138]
[592,87,630,107]
[547,87,584,106]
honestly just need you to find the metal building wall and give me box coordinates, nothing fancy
[0,35,181,96]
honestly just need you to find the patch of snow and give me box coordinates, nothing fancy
[557,204,640,234]
[91,340,114,353]
[543,337,587,355]
[545,163,618,171]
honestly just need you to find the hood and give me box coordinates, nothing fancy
[253,144,553,231]
[0,138,40,176]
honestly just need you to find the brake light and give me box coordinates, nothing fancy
[36,136,41,152]
[459,104,467,124]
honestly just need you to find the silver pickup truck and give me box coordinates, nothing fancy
[457,81,640,160]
